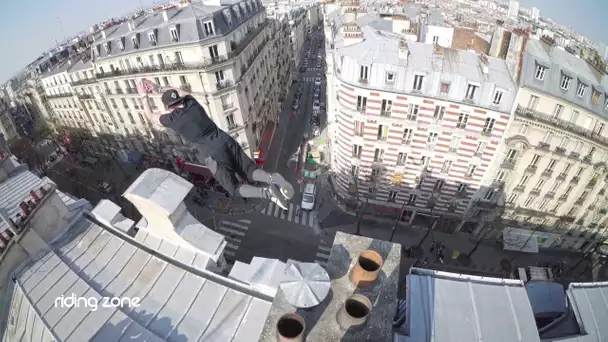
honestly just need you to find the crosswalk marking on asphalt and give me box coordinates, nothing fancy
[216,219,251,259]
[315,240,332,266]
[260,202,317,228]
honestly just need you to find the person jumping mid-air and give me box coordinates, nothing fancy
[137,79,294,209]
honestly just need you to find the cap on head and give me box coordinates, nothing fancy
[161,89,182,108]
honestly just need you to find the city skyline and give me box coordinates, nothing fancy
[0,0,606,84]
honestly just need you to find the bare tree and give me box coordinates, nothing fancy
[353,166,385,236]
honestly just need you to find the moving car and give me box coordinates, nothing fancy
[301,183,316,211]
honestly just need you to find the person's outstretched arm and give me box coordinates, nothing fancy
[138,80,191,127]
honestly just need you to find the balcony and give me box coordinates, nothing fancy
[570,176,580,184]
[380,110,391,118]
[513,185,526,193]
[558,194,568,201]
[501,158,516,170]
[215,80,233,91]
[95,62,204,79]
[474,199,497,209]
[359,78,369,84]
[587,178,598,188]
[222,103,235,111]
[541,169,554,177]
[545,192,555,199]
[555,147,566,155]
[456,189,468,198]
[582,155,593,164]
[556,173,567,181]
[599,189,606,195]
[537,142,551,151]
[46,92,74,99]
[530,188,541,195]
[77,93,94,100]
[125,88,137,94]
[71,78,98,86]
[524,165,538,174]
[406,114,417,121]
[516,105,608,148]
[568,152,580,160]
[481,129,492,137]
[181,83,192,93]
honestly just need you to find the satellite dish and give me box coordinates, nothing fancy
[279,261,330,308]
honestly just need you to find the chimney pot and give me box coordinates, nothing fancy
[162,11,169,22]
[337,294,373,330]
[30,190,40,203]
[20,202,30,216]
[350,250,383,288]
[276,313,305,342]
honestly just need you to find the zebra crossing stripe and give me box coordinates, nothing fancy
[287,205,294,221]
[294,208,300,224]
[308,212,315,227]
[318,245,331,252]
[226,242,239,249]
[281,208,286,219]
[221,221,249,230]
[265,201,272,214]
[273,203,281,217]
[316,251,329,258]
[217,226,246,237]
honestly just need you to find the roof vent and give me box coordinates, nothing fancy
[350,250,383,288]
[279,261,330,308]
[337,294,373,330]
[276,313,305,342]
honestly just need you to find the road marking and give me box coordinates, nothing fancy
[318,245,331,252]
[316,251,330,258]
[287,204,294,222]
[273,203,281,217]
[217,226,246,237]
[265,201,273,215]
[226,242,239,249]
[225,250,235,257]
[295,209,300,224]
[308,212,315,227]
[238,219,251,224]
[281,207,286,219]
[221,221,249,230]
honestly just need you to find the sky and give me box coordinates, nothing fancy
[0,0,607,84]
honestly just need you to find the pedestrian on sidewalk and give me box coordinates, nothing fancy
[429,243,435,255]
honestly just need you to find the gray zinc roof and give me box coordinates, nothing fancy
[2,216,272,341]
[521,39,608,118]
[93,0,265,61]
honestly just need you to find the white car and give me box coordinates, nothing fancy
[314,77,322,86]
[301,183,316,211]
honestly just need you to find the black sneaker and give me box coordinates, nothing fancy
[269,173,295,200]
[264,184,289,210]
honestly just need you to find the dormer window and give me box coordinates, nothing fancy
[95,45,101,56]
[577,82,587,97]
[117,38,125,52]
[560,74,571,90]
[148,31,157,46]
[535,64,546,80]
[233,6,241,20]
[131,34,140,49]
[604,99,608,110]
[104,42,111,54]
[592,90,601,105]
[203,20,215,36]
[169,25,180,42]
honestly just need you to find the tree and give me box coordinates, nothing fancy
[8,137,46,173]
[353,166,385,236]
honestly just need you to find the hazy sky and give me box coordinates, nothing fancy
[0,0,606,84]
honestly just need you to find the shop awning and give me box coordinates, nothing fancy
[503,227,539,253]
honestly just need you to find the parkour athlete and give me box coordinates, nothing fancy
[137,79,294,210]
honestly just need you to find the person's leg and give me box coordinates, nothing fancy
[237,183,289,210]
[223,134,295,199]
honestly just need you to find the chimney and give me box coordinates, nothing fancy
[350,249,383,287]
[20,202,30,217]
[101,30,106,39]
[162,11,169,22]
[337,294,373,330]
[30,190,40,203]
[276,313,305,342]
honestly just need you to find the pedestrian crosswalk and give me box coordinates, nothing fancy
[315,239,333,266]
[217,218,251,259]
[260,201,317,228]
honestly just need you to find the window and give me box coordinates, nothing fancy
[104,42,111,54]
[538,200,549,211]
[433,106,445,121]
[352,144,362,158]
[148,31,157,45]
[535,65,546,80]
[483,118,496,134]
[354,121,364,136]
[519,124,529,135]
[449,136,461,152]
[408,104,419,120]
[440,82,450,95]
[465,84,478,100]
[492,90,503,105]
[359,65,369,81]
[594,122,605,136]
[560,75,572,90]
[413,75,424,91]
[528,95,539,110]
[397,153,407,165]
[484,188,496,201]
[356,96,367,111]
[575,167,585,177]
[475,141,486,156]
[381,100,392,116]
[127,112,136,124]
[175,51,184,64]
[576,82,587,97]
[531,154,541,167]
[546,159,557,171]
[131,36,139,49]
[549,182,560,193]
[371,167,381,180]
[118,39,124,51]
[534,178,546,190]
[432,36,439,45]
[402,129,413,144]
[209,45,219,59]
[138,113,146,125]
[162,77,169,86]
[203,21,214,36]
[495,170,507,182]
[121,98,129,109]
[427,132,438,146]
[408,194,417,204]
[373,148,384,162]
[575,141,584,151]
[507,193,519,204]
[377,125,388,140]
[561,163,572,176]
[559,137,569,149]
[388,191,398,201]
[466,165,477,178]
[226,114,236,129]
[351,165,359,176]
[170,27,179,42]
[553,104,564,118]
[441,160,452,173]
[458,183,467,193]
[179,75,188,86]
[457,113,469,129]
[420,156,431,167]
[542,131,553,144]
[434,180,444,192]
[524,196,535,207]
[518,175,530,187]
[570,110,579,124]
[385,72,395,84]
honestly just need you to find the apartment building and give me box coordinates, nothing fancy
[486,38,608,251]
[37,0,289,162]
[331,23,516,230]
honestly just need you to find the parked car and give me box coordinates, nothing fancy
[301,183,316,211]
[313,100,320,110]
[299,67,306,72]
[292,101,300,110]
[311,114,320,125]
[314,77,322,86]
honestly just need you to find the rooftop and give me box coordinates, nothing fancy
[521,38,608,118]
